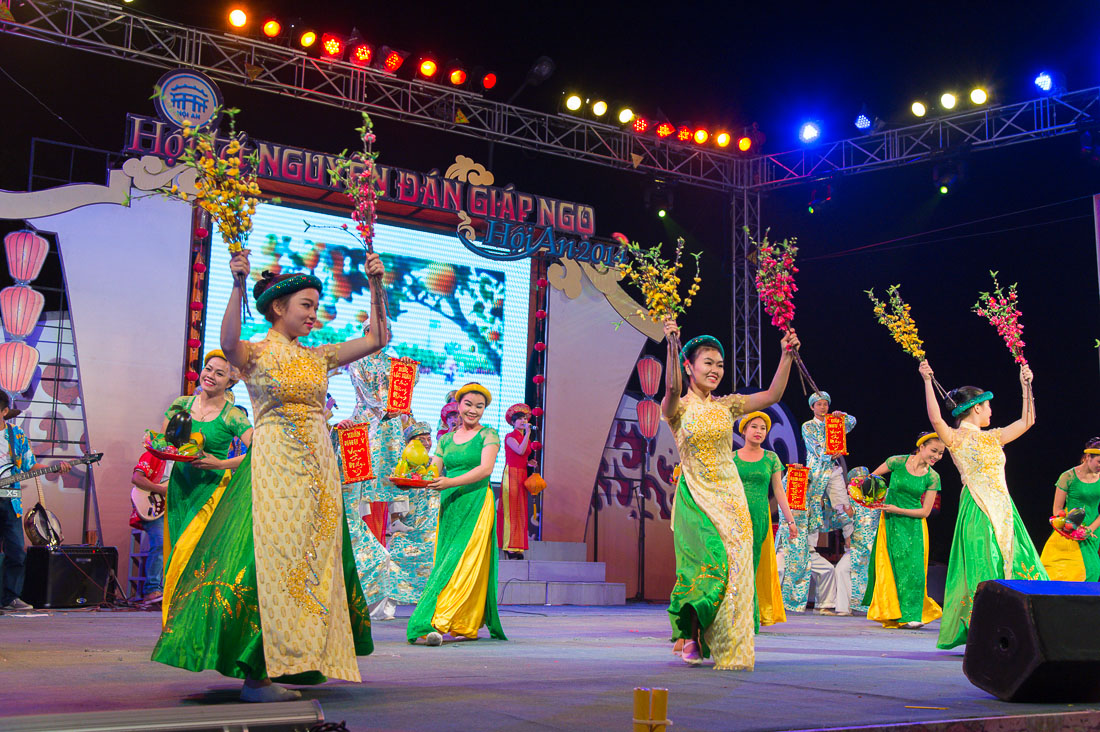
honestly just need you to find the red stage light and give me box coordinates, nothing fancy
[351,43,373,66]
[655,122,675,138]
[677,126,692,141]
[693,129,709,144]
[715,132,731,147]
[481,72,497,90]
[378,47,408,73]
[737,136,753,152]
[299,30,317,48]
[321,33,343,58]
[449,68,467,85]
[262,19,280,37]
[633,117,649,133]
[419,59,438,77]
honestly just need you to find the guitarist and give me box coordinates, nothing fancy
[0,392,70,611]
[131,450,167,606]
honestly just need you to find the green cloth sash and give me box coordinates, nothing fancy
[668,475,728,659]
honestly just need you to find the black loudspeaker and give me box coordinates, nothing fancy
[22,545,118,608]
[963,579,1100,702]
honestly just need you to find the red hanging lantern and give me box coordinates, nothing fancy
[534,309,547,319]
[4,230,49,284]
[636,398,661,440]
[530,440,542,451]
[531,407,543,417]
[186,370,200,381]
[534,341,546,352]
[532,374,545,384]
[536,278,548,288]
[0,340,39,393]
[636,356,662,398]
[0,286,44,339]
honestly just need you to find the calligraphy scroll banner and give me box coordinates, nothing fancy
[338,424,375,484]
[387,357,418,414]
[786,464,809,511]
[824,413,848,456]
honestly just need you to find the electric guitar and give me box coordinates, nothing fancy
[130,483,166,521]
[9,453,104,547]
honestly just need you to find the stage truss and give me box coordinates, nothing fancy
[3,0,1098,386]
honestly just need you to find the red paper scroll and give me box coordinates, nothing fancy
[824,413,848,456]
[338,424,374,484]
[386,358,418,414]
[786,464,809,511]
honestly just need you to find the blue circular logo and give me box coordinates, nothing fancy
[154,70,223,128]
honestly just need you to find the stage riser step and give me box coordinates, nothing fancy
[498,580,626,606]
[508,540,587,562]
[497,559,606,583]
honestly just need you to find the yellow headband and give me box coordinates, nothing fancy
[916,432,940,448]
[1085,448,1100,455]
[737,411,772,434]
[204,349,227,365]
[456,382,492,406]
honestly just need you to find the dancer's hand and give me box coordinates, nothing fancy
[781,329,800,355]
[334,419,355,431]
[229,249,251,280]
[786,520,797,539]
[918,360,934,382]
[1020,364,1034,386]
[365,251,385,277]
[662,317,680,347]
[427,476,454,491]
[880,504,899,514]
[191,455,223,471]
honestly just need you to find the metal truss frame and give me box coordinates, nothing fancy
[6,0,1098,386]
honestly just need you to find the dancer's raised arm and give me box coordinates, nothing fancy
[335,252,391,367]
[661,318,683,421]
[221,250,250,369]
[1000,365,1035,445]
[919,360,954,445]
[742,330,800,414]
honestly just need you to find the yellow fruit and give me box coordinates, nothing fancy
[401,439,430,467]
[426,464,439,478]
[190,433,205,451]
[394,459,409,477]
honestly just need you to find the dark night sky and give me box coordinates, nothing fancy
[4,1,1100,560]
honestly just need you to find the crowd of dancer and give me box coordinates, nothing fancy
[129,249,1099,701]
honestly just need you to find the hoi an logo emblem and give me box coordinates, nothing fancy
[153,70,223,129]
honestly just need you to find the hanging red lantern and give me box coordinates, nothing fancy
[186,370,200,381]
[536,278,548,288]
[4,230,49,284]
[636,356,663,399]
[636,398,661,440]
[194,227,210,238]
[187,338,201,348]
[531,407,544,417]
[0,340,39,393]
[534,342,546,352]
[0,286,44,339]
[530,440,542,451]
[534,309,547,319]
[533,374,545,384]
[190,301,204,311]
[193,260,207,273]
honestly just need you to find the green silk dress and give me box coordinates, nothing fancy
[937,425,1048,650]
[732,450,786,630]
[406,426,506,642]
[162,395,251,560]
[1040,468,1100,582]
[864,455,943,626]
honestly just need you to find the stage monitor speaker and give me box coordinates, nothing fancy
[21,545,118,609]
[963,579,1100,702]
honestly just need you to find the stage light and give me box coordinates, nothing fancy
[798,121,821,144]
[374,46,408,73]
[262,19,280,37]
[481,72,497,90]
[677,126,692,141]
[970,87,988,104]
[940,92,957,110]
[1035,72,1053,93]
[565,94,583,112]
[633,117,648,133]
[618,108,634,124]
[449,68,467,85]
[656,122,675,138]
[350,42,373,66]
[321,33,343,59]
[912,101,927,117]
[592,100,608,117]
[933,159,963,194]
[419,58,438,78]
[716,132,731,147]
[657,209,667,218]
[228,8,247,28]
[855,113,871,131]
[939,184,949,195]
[737,135,752,152]
[807,184,832,214]
[299,30,317,48]
[693,128,709,144]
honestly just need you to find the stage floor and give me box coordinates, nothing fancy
[2,604,1097,732]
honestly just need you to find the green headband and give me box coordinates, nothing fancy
[951,391,993,418]
[255,273,324,314]
[680,335,724,367]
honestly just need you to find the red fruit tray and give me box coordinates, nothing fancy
[388,476,432,488]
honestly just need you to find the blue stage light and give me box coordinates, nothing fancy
[1034,72,1053,93]
[798,122,821,143]
[854,114,872,131]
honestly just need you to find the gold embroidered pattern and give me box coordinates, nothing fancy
[949,426,1015,576]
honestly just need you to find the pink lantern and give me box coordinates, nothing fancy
[0,286,44,339]
[636,398,661,440]
[0,340,39,393]
[636,356,662,398]
[4,230,49,284]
